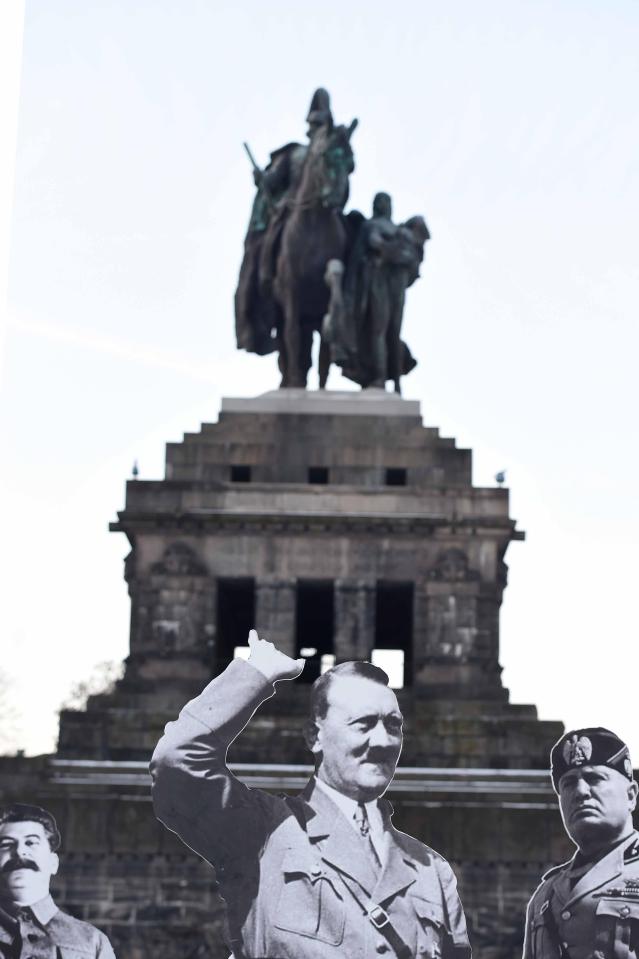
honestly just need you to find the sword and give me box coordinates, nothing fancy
[243,141,274,210]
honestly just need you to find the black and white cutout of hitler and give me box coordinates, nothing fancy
[151,630,471,959]
[523,727,639,959]
[0,803,116,958]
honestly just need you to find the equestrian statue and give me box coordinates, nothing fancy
[234,89,429,393]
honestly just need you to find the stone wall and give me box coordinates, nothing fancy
[0,755,589,959]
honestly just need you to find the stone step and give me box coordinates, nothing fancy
[57,699,563,769]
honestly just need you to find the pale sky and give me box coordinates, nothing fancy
[1,1,638,759]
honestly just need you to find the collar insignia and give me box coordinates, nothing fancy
[624,839,639,864]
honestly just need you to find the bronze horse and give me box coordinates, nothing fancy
[273,121,356,388]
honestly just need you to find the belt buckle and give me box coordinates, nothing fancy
[368,905,390,929]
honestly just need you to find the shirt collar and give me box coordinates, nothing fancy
[30,894,58,925]
[0,894,57,926]
[313,776,383,831]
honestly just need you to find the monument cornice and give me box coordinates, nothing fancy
[110,509,524,539]
[46,759,557,809]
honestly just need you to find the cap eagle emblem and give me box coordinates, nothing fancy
[562,734,593,766]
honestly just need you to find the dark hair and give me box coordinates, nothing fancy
[0,803,61,851]
[310,660,390,723]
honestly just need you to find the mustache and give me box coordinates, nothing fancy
[361,748,397,764]
[1,858,39,874]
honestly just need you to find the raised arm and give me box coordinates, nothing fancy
[150,631,304,867]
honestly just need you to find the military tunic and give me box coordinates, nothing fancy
[0,894,116,958]
[151,658,472,959]
[523,831,639,959]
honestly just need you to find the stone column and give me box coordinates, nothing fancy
[333,579,376,662]
[255,578,297,657]
[412,585,430,678]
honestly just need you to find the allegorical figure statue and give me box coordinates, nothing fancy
[326,192,430,394]
[151,630,471,959]
[234,88,336,360]
[523,727,639,959]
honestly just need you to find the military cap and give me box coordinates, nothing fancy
[551,727,634,792]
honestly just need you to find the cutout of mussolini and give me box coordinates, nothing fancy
[523,727,639,958]
[151,631,471,959]
[0,803,116,958]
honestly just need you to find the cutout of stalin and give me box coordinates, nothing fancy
[0,803,116,958]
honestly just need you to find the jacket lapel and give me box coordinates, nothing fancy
[0,920,15,946]
[565,833,638,908]
[0,903,18,946]
[298,779,379,891]
[373,832,419,904]
[296,782,419,903]
[551,857,578,908]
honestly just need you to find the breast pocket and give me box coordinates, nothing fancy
[412,896,447,958]
[273,849,345,946]
[595,897,639,953]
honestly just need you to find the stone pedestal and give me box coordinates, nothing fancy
[55,390,553,762]
[97,389,517,704]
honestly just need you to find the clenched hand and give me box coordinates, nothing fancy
[247,629,305,683]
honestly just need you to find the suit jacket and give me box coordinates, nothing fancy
[523,830,639,959]
[0,893,116,958]
[151,658,471,959]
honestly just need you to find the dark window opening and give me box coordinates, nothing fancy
[385,468,407,486]
[216,578,255,673]
[231,465,252,482]
[308,466,329,484]
[295,580,334,683]
[373,581,414,687]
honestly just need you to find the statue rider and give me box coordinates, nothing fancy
[234,89,334,357]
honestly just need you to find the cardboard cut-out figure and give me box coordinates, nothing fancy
[0,803,116,958]
[151,631,471,959]
[523,726,639,959]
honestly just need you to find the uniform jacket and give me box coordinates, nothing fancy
[523,830,639,959]
[0,893,116,958]
[150,658,471,959]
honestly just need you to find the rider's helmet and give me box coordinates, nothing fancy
[306,88,334,136]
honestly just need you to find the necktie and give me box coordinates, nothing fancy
[354,803,382,874]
